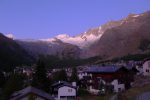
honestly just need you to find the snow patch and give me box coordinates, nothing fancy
[5,33,14,39]
[41,38,56,42]
[41,34,102,48]
[98,26,102,33]
[132,15,140,18]
[55,34,69,39]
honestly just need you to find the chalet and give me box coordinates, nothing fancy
[143,60,150,76]
[78,71,87,80]
[11,86,55,100]
[51,81,76,100]
[136,65,143,75]
[111,79,125,92]
[84,65,134,94]
[22,68,33,76]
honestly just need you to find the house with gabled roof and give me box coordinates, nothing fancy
[84,65,135,94]
[51,81,76,100]
[10,86,55,100]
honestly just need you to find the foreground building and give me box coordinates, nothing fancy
[11,86,55,100]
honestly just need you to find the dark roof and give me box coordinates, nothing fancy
[52,81,76,89]
[11,86,55,100]
[85,65,122,73]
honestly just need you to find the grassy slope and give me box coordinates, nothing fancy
[115,76,150,100]
[123,85,150,100]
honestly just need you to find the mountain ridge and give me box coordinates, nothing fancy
[0,33,34,71]
[85,11,150,59]
[1,11,150,67]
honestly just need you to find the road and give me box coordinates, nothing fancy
[137,92,150,100]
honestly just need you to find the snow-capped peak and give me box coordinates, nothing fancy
[55,34,69,39]
[98,26,102,33]
[41,33,102,48]
[5,33,14,39]
[132,14,140,18]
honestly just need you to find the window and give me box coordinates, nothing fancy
[68,89,72,92]
[146,69,149,73]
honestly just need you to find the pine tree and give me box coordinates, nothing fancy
[52,69,68,82]
[0,70,5,88]
[59,69,68,81]
[70,67,78,82]
[32,58,50,92]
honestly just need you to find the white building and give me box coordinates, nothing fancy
[78,71,87,80]
[52,81,76,100]
[111,79,125,92]
[136,65,143,75]
[143,60,150,76]
[88,79,125,94]
[58,85,76,100]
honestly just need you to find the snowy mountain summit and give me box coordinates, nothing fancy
[15,11,150,59]
[41,32,102,48]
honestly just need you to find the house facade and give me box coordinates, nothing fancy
[83,66,134,94]
[143,60,150,76]
[51,81,76,100]
[111,79,125,92]
[58,86,76,100]
[78,71,87,80]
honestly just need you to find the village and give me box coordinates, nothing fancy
[1,0,150,99]
[4,59,149,100]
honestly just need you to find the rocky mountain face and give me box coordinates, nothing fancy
[84,11,150,59]
[0,33,34,71]
[42,18,121,49]
[36,14,123,58]
[16,38,80,59]
[16,20,118,59]
[1,11,150,65]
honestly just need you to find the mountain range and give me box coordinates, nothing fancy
[1,11,150,69]
[84,11,150,59]
[0,33,34,71]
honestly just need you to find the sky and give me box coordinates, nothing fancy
[0,0,150,39]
